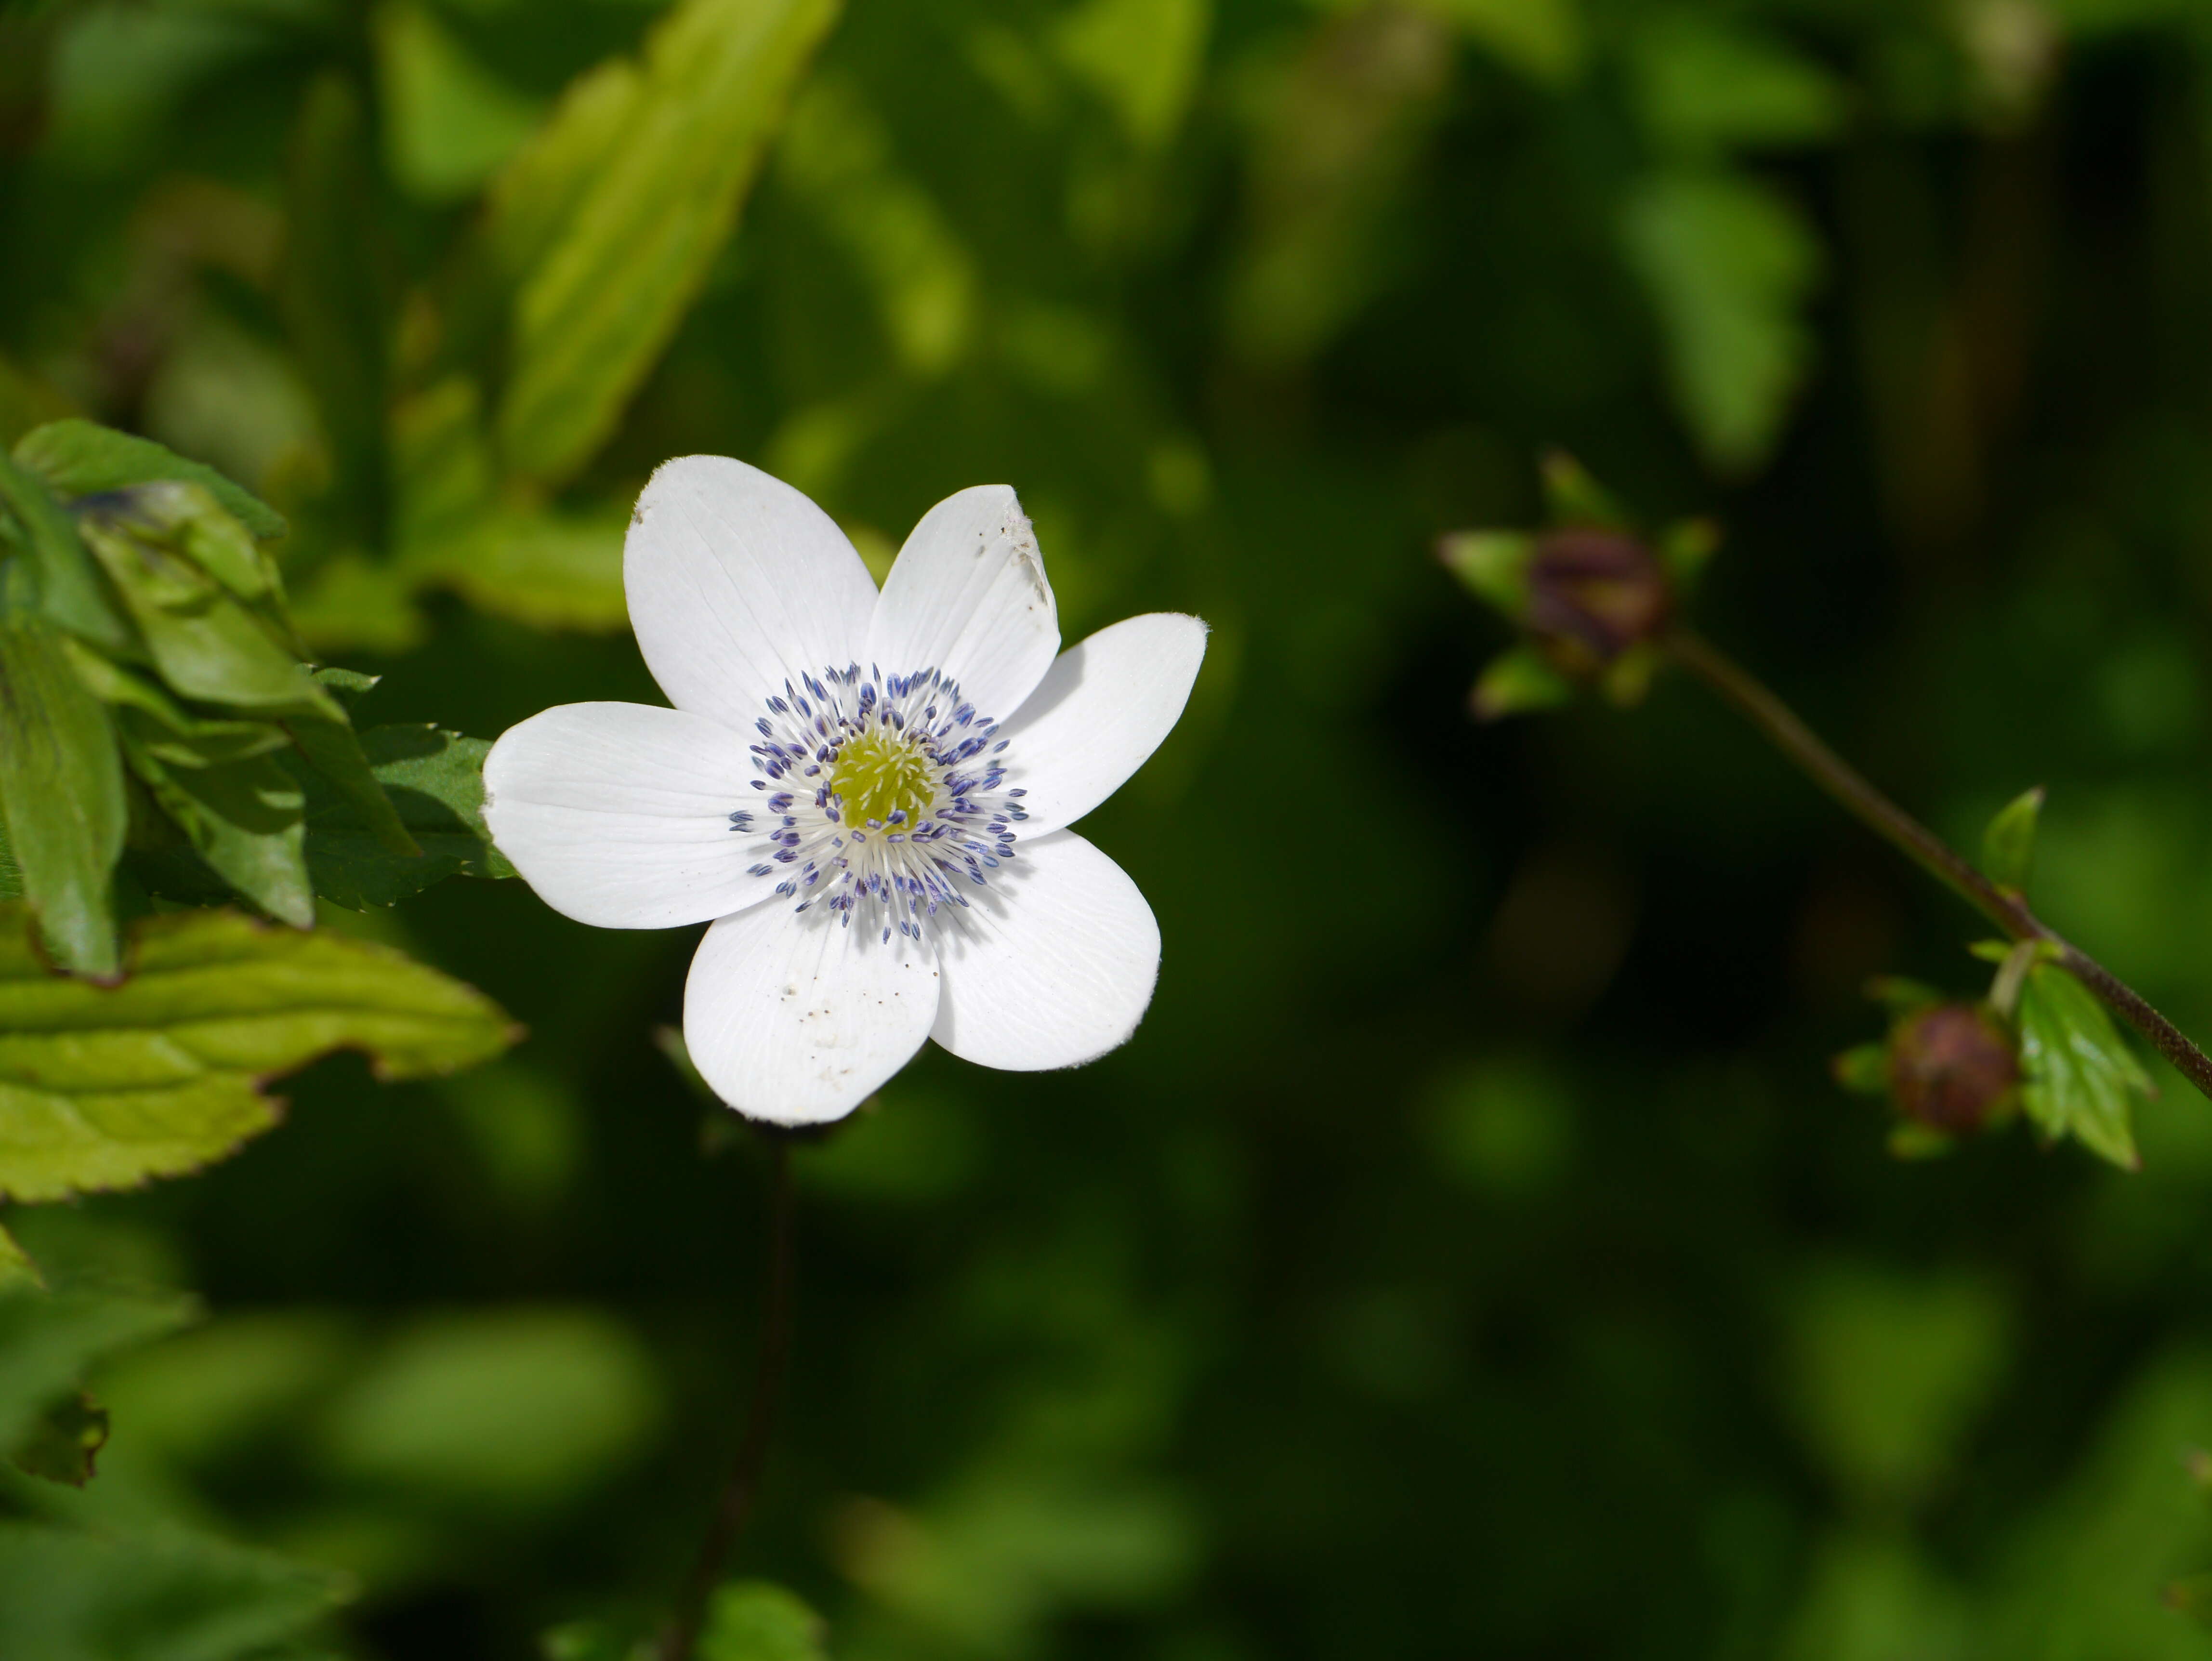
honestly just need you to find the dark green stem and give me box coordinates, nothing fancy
[1662,628,2212,1104]
[658,1139,796,1661]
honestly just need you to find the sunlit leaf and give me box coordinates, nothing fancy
[0,613,126,979]
[496,0,843,485]
[299,724,514,909]
[0,903,518,1202]
[1621,168,1821,473]
[1470,643,1572,720]
[14,419,289,543]
[2016,961,2149,1171]
[1437,529,1533,615]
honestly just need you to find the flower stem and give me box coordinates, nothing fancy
[1660,627,2212,1103]
[658,1138,797,1661]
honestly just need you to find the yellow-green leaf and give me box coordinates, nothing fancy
[495,0,843,485]
[0,904,519,1202]
[2017,962,2149,1171]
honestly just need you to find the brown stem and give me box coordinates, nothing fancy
[658,1139,797,1661]
[1661,628,2212,1103]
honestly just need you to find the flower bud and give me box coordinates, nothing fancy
[1524,528,1672,674]
[1886,1002,2019,1135]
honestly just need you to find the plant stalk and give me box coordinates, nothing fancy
[1661,628,2212,1103]
[658,1138,797,1661]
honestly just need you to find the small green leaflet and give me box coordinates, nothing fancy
[1981,786,2044,895]
[0,449,134,654]
[297,725,515,909]
[2016,960,2150,1171]
[13,419,289,542]
[0,903,518,1203]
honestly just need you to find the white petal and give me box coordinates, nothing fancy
[483,702,779,929]
[998,613,1207,834]
[625,455,879,730]
[931,830,1159,1072]
[685,902,941,1125]
[865,485,1059,721]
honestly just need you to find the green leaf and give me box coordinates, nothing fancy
[12,1390,109,1487]
[0,450,134,654]
[1621,168,1821,474]
[0,1520,349,1661]
[485,60,646,291]
[298,724,514,909]
[1831,1041,1889,1097]
[2016,961,2150,1171]
[1437,529,1534,616]
[13,419,288,542]
[118,736,314,928]
[1470,644,1573,720]
[74,488,329,714]
[0,902,519,1202]
[0,612,126,979]
[1052,0,1210,149]
[495,0,843,485]
[309,666,381,712]
[282,708,423,859]
[700,1581,830,1661]
[1981,786,2044,894]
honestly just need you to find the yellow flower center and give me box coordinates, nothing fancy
[830,729,935,829]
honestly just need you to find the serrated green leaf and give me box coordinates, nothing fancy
[1621,168,1820,474]
[0,1520,350,1660]
[12,1389,108,1487]
[2017,962,2149,1171]
[700,1582,829,1661]
[0,613,126,979]
[283,708,422,859]
[0,903,518,1202]
[1437,530,1534,615]
[75,490,329,715]
[13,419,289,543]
[299,725,514,908]
[1471,643,1573,720]
[1982,786,2044,894]
[0,450,133,654]
[496,0,843,485]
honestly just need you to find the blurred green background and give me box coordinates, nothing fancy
[13,0,2212,1655]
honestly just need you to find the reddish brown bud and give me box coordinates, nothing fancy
[1887,1003,2020,1135]
[1525,529,1672,672]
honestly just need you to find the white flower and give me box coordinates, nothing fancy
[482,456,1207,1126]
